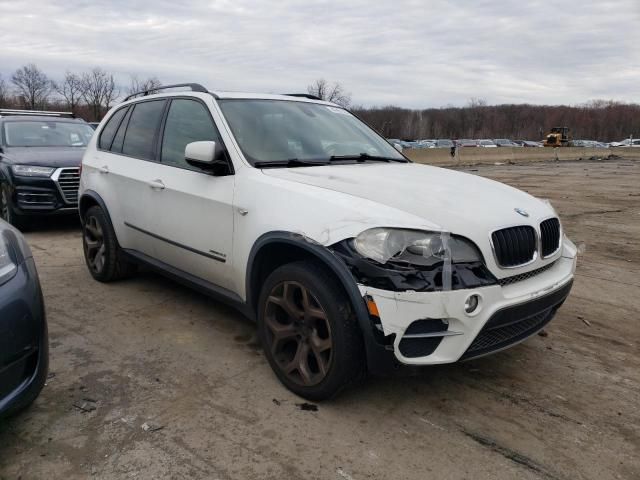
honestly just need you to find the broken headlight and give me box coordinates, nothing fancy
[353,228,481,267]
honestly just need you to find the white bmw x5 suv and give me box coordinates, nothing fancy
[79,83,576,400]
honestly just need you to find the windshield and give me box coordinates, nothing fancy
[4,121,95,147]
[218,99,405,166]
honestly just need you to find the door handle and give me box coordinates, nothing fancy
[148,179,165,190]
[98,165,109,174]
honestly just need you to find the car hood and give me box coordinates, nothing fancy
[1,146,85,168]
[262,162,555,235]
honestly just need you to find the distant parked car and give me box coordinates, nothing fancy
[494,139,519,147]
[515,140,543,147]
[0,109,94,229]
[610,138,640,147]
[456,139,477,147]
[477,139,497,148]
[0,218,48,418]
[434,139,454,148]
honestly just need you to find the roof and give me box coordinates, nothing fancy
[0,115,86,123]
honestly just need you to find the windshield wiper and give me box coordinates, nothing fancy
[329,153,407,163]
[254,158,329,169]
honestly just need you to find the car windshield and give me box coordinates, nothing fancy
[4,121,95,147]
[218,99,406,166]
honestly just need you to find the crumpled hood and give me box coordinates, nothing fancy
[262,162,555,235]
[1,146,85,168]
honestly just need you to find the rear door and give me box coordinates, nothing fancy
[94,99,168,257]
[148,97,235,289]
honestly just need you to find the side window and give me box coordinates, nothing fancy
[98,107,127,150]
[110,107,132,153]
[121,100,166,160]
[160,99,222,170]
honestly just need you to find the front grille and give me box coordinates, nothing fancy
[540,218,561,257]
[461,280,573,360]
[498,261,556,286]
[56,168,80,205]
[491,225,536,267]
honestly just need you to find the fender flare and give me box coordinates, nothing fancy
[78,190,114,228]
[245,231,388,369]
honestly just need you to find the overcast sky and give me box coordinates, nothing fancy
[0,0,638,108]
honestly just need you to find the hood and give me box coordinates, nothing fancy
[1,146,85,168]
[262,162,554,236]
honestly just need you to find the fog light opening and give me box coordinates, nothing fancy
[464,294,480,314]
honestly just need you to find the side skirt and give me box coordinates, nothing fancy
[121,249,254,321]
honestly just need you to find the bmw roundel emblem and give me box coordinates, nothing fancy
[514,208,529,217]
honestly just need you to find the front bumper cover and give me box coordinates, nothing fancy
[359,241,576,366]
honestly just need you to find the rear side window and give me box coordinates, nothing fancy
[110,107,132,153]
[160,99,222,170]
[98,107,127,150]
[121,100,166,160]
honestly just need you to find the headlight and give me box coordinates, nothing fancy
[0,232,18,285]
[353,228,481,266]
[11,165,55,177]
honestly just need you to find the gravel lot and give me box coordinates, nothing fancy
[1,158,638,480]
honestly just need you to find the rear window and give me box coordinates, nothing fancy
[98,107,128,150]
[121,100,166,160]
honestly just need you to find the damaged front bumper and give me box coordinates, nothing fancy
[359,241,577,366]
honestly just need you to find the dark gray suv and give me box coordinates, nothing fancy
[0,109,94,229]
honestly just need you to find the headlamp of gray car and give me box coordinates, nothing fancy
[0,231,18,285]
[353,228,481,266]
[11,165,55,177]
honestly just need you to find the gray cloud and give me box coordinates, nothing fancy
[0,0,638,107]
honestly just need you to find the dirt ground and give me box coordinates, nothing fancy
[0,159,638,480]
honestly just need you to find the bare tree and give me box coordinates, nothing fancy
[11,64,52,109]
[0,74,9,107]
[80,68,119,120]
[307,79,351,107]
[127,75,162,96]
[54,72,84,113]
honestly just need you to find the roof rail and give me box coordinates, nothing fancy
[123,83,208,102]
[0,108,75,118]
[284,93,323,101]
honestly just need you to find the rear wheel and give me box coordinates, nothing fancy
[0,184,28,230]
[82,205,136,282]
[258,261,365,400]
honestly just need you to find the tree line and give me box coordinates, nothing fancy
[308,80,640,142]
[0,63,161,121]
[1,67,638,142]
[352,99,640,143]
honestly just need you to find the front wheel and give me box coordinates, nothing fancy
[82,205,136,282]
[257,261,365,400]
[0,184,28,230]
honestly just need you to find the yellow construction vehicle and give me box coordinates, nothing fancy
[543,126,572,147]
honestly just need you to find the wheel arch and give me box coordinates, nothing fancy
[245,231,380,363]
[79,190,113,227]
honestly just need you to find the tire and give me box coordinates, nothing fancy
[0,184,29,231]
[257,260,365,400]
[82,205,137,282]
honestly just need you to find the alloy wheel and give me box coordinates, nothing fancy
[264,281,333,386]
[0,189,9,221]
[84,215,106,273]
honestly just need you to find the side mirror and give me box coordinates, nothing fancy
[185,141,231,175]
[393,143,403,153]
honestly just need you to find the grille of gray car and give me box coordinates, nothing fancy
[56,168,80,205]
